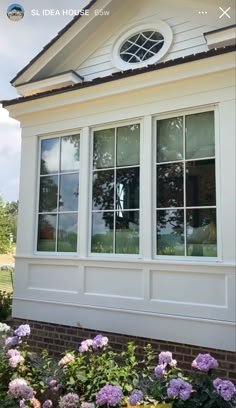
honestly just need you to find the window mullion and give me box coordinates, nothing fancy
[141,116,152,259]
[183,115,187,257]
[55,140,61,252]
[113,128,117,253]
[79,127,90,257]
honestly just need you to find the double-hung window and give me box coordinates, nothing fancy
[91,124,140,254]
[156,111,217,257]
[37,135,80,252]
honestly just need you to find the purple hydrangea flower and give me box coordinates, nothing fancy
[158,351,173,365]
[213,378,236,401]
[43,400,53,408]
[79,339,93,353]
[96,384,123,406]
[59,393,80,408]
[154,364,166,378]
[92,334,109,349]
[8,378,34,400]
[128,389,143,405]
[167,378,192,401]
[5,336,19,347]
[192,353,218,372]
[14,324,31,337]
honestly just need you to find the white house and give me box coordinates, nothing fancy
[2,0,236,353]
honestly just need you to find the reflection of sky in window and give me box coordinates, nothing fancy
[59,214,77,233]
[41,138,59,174]
[93,213,112,234]
[61,137,80,172]
[159,210,181,235]
[59,174,79,211]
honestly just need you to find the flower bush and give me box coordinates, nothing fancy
[0,322,235,407]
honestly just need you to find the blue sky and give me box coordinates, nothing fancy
[0,0,88,202]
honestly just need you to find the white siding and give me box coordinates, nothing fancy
[76,4,216,81]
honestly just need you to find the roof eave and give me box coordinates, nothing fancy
[2,45,235,108]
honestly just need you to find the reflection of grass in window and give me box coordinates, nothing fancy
[158,246,184,256]
[37,240,55,252]
[116,230,139,254]
[58,232,77,252]
[187,244,217,257]
[157,234,184,256]
[91,233,113,253]
[92,231,139,254]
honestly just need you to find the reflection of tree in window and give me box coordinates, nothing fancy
[156,112,216,257]
[38,135,80,252]
[92,125,140,254]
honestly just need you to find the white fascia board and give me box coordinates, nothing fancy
[6,52,236,120]
[16,71,83,96]
[12,0,114,86]
[205,26,236,49]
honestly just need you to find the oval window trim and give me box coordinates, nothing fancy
[112,20,173,70]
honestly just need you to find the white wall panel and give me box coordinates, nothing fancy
[84,266,144,299]
[150,270,226,306]
[28,264,79,293]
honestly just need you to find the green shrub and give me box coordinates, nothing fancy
[0,291,12,320]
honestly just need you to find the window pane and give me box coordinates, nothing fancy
[115,211,139,254]
[59,174,79,211]
[186,111,215,159]
[157,117,183,162]
[61,135,80,172]
[57,213,77,252]
[37,214,57,251]
[93,170,114,210]
[117,124,140,166]
[116,168,139,210]
[157,209,184,255]
[91,212,114,253]
[186,160,216,207]
[40,138,59,174]
[93,129,115,169]
[156,163,183,207]
[39,175,58,212]
[187,209,217,257]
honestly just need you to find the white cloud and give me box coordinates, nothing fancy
[0,0,89,202]
[0,106,21,201]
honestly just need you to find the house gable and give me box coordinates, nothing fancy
[11,0,236,97]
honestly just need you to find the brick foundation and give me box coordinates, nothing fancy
[12,318,236,382]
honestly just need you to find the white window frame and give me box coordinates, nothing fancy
[88,118,143,259]
[35,129,81,257]
[34,107,221,263]
[153,105,222,262]
[112,20,173,70]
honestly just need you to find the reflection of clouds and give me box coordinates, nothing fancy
[93,213,111,234]
[60,174,79,211]
[42,139,59,173]
[61,138,80,171]
[59,214,77,233]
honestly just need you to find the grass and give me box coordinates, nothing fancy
[0,269,14,292]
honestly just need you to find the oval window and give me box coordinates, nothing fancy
[120,31,164,63]
[112,21,173,70]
